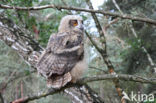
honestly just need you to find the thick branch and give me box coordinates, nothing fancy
[85,31,104,53]
[0,4,156,25]
[85,1,126,103]
[0,16,104,103]
[11,74,156,102]
[0,17,43,68]
[79,74,156,84]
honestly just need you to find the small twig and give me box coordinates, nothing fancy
[103,18,119,31]
[11,74,156,103]
[112,0,123,15]
[86,1,126,102]
[0,70,17,93]
[79,74,156,84]
[112,0,156,73]
[85,31,104,53]
[129,24,156,73]
[89,66,107,73]
[0,4,156,25]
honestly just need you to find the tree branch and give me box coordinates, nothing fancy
[10,74,156,102]
[112,0,156,73]
[85,0,127,102]
[79,74,156,84]
[1,15,156,103]
[0,16,104,103]
[0,93,4,103]
[0,4,156,25]
[0,16,43,68]
[130,23,156,73]
[0,70,36,93]
[1,3,155,102]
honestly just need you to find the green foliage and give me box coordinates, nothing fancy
[144,99,156,103]
[24,70,31,76]
[127,38,142,51]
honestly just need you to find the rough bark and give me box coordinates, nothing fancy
[0,13,155,103]
[0,4,156,25]
[6,73,156,102]
[85,0,126,102]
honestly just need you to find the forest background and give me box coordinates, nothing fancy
[0,0,156,103]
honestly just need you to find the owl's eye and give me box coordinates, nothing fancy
[70,20,78,27]
[73,21,78,26]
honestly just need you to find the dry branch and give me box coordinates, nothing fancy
[11,74,156,102]
[111,0,156,73]
[0,16,104,103]
[0,3,156,103]
[85,0,126,102]
[0,4,156,25]
[80,74,156,84]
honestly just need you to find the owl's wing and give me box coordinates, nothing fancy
[36,32,83,88]
[47,32,83,55]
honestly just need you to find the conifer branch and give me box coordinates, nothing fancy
[0,4,156,25]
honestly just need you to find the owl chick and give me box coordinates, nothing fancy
[36,15,87,88]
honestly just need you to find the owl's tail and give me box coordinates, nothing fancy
[47,72,72,88]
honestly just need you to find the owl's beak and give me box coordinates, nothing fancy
[79,25,84,31]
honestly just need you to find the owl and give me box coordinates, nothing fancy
[36,15,87,88]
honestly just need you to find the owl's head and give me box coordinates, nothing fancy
[58,15,84,33]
